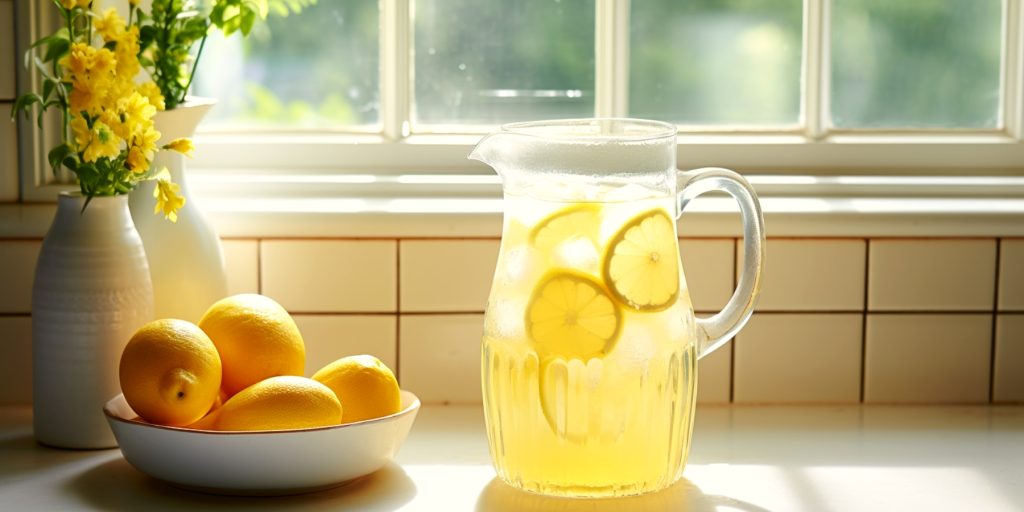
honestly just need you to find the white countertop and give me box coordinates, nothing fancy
[2,405,1023,511]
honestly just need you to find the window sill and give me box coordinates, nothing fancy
[4,175,1024,239]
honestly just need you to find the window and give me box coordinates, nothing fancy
[830,0,1002,129]
[629,0,803,127]
[194,0,381,130]
[20,0,1024,193]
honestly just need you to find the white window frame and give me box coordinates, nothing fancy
[15,0,1024,203]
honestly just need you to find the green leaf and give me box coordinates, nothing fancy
[247,0,269,19]
[139,25,158,49]
[240,7,257,35]
[42,37,70,63]
[63,155,79,172]
[10,93,41,120]
[30,33,63,50]
[48,144,74,175]
[32,56,55,81]
[41,79,55,102]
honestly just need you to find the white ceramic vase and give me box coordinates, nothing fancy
[129,98,227,323]
[32,192,154,449]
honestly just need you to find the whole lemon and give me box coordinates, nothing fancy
[191,376,342,431]
[119,319,222,427]
[198,294,305,397]
[312,355,402,424]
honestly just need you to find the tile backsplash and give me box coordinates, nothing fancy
[1,236,1021,405]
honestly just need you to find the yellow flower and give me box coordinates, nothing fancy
[153,170,186,222]
[129,0,140,5]
[60,43,93,78]
[69,81,100,115]
[59,0,76,9]
[76,0,90,7]
[138,81,165,111]
[99,109,126,139]
[64,45,116,115]
[126,146,149,174]
[114,26,140,80]
[91,47,117,77]
[93,8,126,42]
[81,121,122,163]
[163,138,195,158]
[69,115,91,149]
[118,92,156,136]
[134,124,160,158]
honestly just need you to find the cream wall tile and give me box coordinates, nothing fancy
[0,0,15,99]
[0,316,31,404]
[697,340,731,404]
[868,240,996,311]
[261,240,396,312]
[993,315,1024,403]
[865,314,991,403]
[734,314,862,403]
[292,315,397,378]
[221,240,259,296]
[738,239,865,311]
[679,239,734,312]
[400,315,482,404]
[0,241,41,313]
[999,240,1024,311]
[400,240,499,312]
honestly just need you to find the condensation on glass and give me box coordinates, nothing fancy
[413,0,596,126]
[830,0,1002,129]
[193,0,380,129]
[628,0,803,126]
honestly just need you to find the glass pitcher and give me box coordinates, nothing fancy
[471,119,765,498]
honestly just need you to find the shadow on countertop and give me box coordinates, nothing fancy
[474,477,771,512]
[67,457,417,511]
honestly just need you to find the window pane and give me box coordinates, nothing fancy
[413,0,595,126]
[194,0,379,130]
[831,0,1002,129]
[629,0,803,126]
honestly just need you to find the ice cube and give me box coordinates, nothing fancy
[551,238,599,273]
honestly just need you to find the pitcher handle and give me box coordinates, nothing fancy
[676,168,765,359]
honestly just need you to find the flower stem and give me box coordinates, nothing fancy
[178,32,207,105]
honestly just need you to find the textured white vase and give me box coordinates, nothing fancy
[129,98,227,323]
[32,192,154,449]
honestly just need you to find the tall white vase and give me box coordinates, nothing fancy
[32,192,154,449]
[129,98,227,323]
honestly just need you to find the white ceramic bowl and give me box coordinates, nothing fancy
[104,390,420,495]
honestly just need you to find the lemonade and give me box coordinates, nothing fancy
[482,190,698,497]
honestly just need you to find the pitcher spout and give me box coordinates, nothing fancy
[468,133,508,176]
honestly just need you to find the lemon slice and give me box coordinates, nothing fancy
[529,204,602,253]
[525,271,621,361]
[602,209,680,311]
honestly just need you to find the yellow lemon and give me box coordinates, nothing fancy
[119,319,222,427]
[198,294,306,397]
[602,209,680,311]
[191,376,342,431]
[312,355,402,423]
[529,203,602,253]
[525,270,621,361]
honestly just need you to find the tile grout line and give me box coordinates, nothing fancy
[256,239,263,294]
[860,238,870,403]
[393,238,401,385]
[729,237,738,404]
[989,239,1002,403]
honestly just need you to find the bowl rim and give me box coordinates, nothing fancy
[104,389,421,435]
